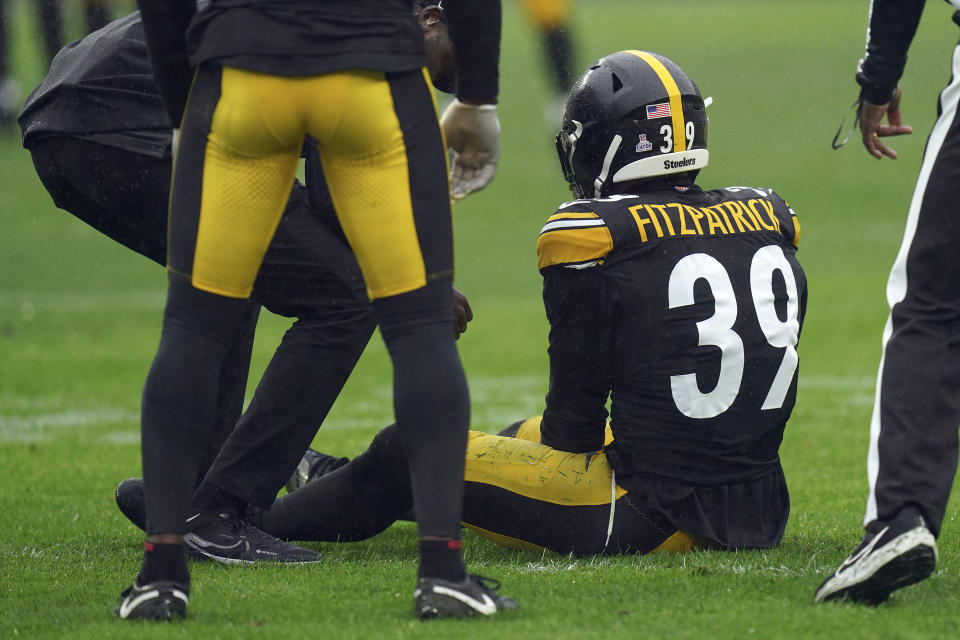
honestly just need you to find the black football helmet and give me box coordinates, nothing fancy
[555,50,709,198]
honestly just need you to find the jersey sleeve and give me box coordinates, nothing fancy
[856,0,925,104]
[536,210,614,270]
[539,263,612,453]
[442,0,501,103]
[769,190,802,249]
[136,0,197,126]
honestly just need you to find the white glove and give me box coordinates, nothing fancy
[440,99,500,200]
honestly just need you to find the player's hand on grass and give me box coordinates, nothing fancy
[859,87,913,160]
[452,286,473,340]
[441,99,500,200]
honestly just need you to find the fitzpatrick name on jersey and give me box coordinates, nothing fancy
[536,187,801,271]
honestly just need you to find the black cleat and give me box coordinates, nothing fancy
[815,509,938,605]
[114,580,189,621]
[285,448,350,493]
[183,509,321,565]
[415,574,518,619]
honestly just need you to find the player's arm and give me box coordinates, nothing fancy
[136,0,196,127]
[857,0,924,105]
[442,0,500,104]
[855,0,922,159]
[538,266,613,453]
[438,0,502,199]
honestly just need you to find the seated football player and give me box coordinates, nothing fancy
[18,3,467,564]
[238,50,807,556]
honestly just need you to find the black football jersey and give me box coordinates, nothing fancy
[186,0,424,77]
[537,183,806,487]
[138,0,499,128]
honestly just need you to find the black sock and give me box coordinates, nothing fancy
[138,542,190,587]
[418,538,466,582]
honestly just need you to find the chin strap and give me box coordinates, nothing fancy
[594,134,623,197]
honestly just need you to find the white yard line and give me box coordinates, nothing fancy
[0,408,136,442]
[0,290,165,312]
[0,375,873,444]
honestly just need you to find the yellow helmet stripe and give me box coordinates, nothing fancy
[624,50,686,152]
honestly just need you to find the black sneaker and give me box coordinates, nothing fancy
[414,574,518,619]
[814,509,938,605]
[285,448,350,493]
[113,478,218,562]
[183,509,321,565]
[114,579,189,621]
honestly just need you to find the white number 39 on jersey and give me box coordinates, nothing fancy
[668,245,800,419]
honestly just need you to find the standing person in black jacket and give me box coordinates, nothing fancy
[19,6,378,569]
[125,0,512,623]
[815,0,960,606]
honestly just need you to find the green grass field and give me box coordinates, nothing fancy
[3,0,960,637]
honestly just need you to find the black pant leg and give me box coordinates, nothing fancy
[197,309,375,509]
[374,280,470,541]
[253,424,412,541]
[195,185,376,508]
[142,275,258,534]
[30,139,169,265]
[193,306,259,488]
[869,42,960,536]
[38,0,62,65]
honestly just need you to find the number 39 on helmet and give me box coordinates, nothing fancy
[555,50,710,199]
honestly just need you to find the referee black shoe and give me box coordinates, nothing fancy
[183,509,321,565]
[284,448,350,493]
[114,579,189,621]
[115,478,319,565]
[415,574,518,619]
[814,508,937,605]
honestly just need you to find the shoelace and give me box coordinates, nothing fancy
[215,510,244,535]
[238,520,284,544]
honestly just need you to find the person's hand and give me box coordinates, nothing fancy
[452,286,473,340]
[859,86,913,160]
[440,99,500,200]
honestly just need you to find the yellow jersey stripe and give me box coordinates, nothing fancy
[625,50,686,152]
[537,225,613,269]
[546,211,599,223]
